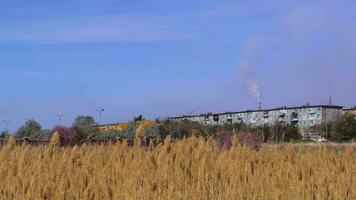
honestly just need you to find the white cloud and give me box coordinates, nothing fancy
[0,15,195,43]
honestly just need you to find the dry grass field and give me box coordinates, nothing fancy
[0,136,355,200]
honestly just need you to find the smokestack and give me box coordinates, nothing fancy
[328,83,333,105]
[258,101,262,110]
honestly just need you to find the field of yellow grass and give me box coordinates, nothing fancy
[0,136,355,200]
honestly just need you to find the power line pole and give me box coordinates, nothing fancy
[54,114,64,125]
[95,108,105,124]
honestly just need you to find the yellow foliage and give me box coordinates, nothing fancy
[0,138,355,199]
[139,120,155,127]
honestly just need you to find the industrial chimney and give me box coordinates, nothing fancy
[258,101,262,110]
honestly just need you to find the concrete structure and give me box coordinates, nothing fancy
[170,105,343,134]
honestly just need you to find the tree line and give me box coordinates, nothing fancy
[1,112,356,143]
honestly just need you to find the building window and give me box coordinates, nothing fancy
[309,108,316,114]
[213,115,219,122]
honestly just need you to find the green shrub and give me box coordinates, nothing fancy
[330,113,356,141]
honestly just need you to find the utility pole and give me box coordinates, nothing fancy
[54,114,64,125]
[95,108,105,124]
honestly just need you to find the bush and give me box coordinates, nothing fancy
[214,128,233,150]
[205,125,218,136]
[172,120,206,139]
[120,121,139,139]
[144,124,160,138]
[0,131,9,139]
[72,116,98,141]
[156,119,206,140]
[254,122,300,142]
[15,119,44,139]
[73,126,97,141]
[91,130,122,140]
[238,131,261,151]
[330,113,356,141]
[47,126,76,140]
[250,124,270,142]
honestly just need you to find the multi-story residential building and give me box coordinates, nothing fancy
[170,105,343,134]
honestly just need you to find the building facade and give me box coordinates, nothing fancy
[170,105,343,134]
[94,120,155,132]
[94,122,128,132]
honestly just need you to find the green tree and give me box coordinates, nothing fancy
[144,124,160,138]
[15,119,44,139]
[134,115,145,122]
[331,113,356,141]
[72,116,97,141]
[249,122,300,143]
[157,119,175,139]
[120,121,138,139]
[0,130,9,139]
[73,116,97,127]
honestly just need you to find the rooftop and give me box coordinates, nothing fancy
[343,107,356,111]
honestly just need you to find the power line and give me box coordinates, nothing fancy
[54,114,64,125]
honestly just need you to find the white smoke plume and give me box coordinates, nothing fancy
[246,79,261,105]
[238,35,265,107]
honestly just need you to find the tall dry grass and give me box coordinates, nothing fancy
[0,136,354,200]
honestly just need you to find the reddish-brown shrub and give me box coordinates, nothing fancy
[47,126,76,140]
[238,131,261,151]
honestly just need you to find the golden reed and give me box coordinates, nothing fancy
[0,136,354,200]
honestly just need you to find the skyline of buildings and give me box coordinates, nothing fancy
[170,104,355,135]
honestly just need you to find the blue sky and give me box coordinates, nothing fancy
[0,0,355,130]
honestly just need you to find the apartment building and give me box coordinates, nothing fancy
[170,105,343,133]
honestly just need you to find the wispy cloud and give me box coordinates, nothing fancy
[0,15,196,44]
